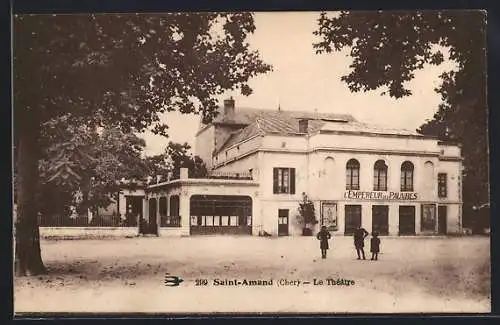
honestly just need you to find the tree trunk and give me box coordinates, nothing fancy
[14,110,47,276]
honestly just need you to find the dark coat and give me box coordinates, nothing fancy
[353,228,369,248]
[370,237,381,253]
[317,230,332,249]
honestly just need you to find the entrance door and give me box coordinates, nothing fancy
[399,206,416,235]
[125,196,143,227]
[438,205,447,235]
[372,205,389,235]
[345,205,362,235]
[147,198,158,235]
[278,209,289,236]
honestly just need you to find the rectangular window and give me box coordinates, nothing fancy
[205,216,214,226]
[229,216,238,226]
[213,216,220,226]
[221,216,229,226]
[273,168,296,194]
[438,173,447,198]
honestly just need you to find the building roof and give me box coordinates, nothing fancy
[320,120,423,137]
[210,107,425,154]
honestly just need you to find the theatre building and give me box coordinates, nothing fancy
[138,98,463,236]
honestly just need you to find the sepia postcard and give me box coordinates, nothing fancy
[12,10,490,315]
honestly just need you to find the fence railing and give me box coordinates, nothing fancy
[160,215,181,227]
[200,171,253,180]
[38,214,138,227]
[38,214,182,228]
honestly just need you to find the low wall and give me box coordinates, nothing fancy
[159,227,188,237]
[40,227,138,239]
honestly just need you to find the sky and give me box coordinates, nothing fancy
[139,12,457,157]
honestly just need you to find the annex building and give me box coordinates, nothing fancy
[122,98,463,237]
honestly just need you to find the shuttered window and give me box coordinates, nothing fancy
[438,173,447,198]
[273,168,296,194]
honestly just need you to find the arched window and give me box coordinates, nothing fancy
[401,161,414,192]
[374,160,388,191]
[346,159,360,190]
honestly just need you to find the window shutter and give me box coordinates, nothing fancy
[273,168,279,194]
[290,168,296,194]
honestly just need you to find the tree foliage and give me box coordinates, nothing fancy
[314,11,487,227]
[38,116,149,218]
[145,141,208,183]
[14,13,272,135]
[13,12,271,275]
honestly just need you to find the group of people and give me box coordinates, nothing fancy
[316,226,381,260]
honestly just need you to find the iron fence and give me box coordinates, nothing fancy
[38,214,138,227]
[160,215,181,227]
[203,171,253,180]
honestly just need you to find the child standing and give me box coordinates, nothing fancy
[370,232,381,260]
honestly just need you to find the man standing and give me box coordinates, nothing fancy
[316,226,332,259]
[353,227,369,260]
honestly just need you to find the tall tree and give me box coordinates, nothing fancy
[13,13,271,275]
[313,11,487,227]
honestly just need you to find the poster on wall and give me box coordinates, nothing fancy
[321,201,338,231]
[421,204,437,231]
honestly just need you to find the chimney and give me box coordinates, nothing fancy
[223,96,235,121]
[180,168,189,180]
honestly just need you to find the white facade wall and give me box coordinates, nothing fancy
[213,135,262,167]
[310,133,440,154]
[148,180,260,236]
[207,133,462,236]
[195,126,215,170]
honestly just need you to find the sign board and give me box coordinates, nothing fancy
[320,201,338,231]
[344,190,418,200]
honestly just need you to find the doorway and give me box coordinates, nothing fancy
[372,205,389,235]
[399,206,416,235]
[146,198,158,235]
[438,205,447,235]
[125,195,143,227]
[278,209,289,236]
[345,205,362,235]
